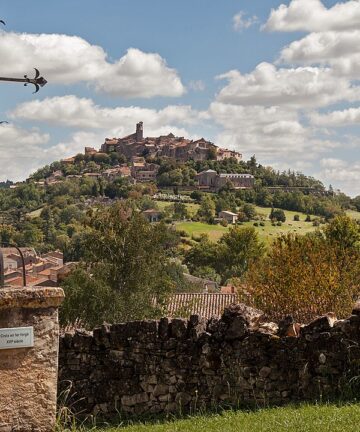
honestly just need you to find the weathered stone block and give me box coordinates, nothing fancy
[0,286,64,432]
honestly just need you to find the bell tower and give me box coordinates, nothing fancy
[136,121,143,142]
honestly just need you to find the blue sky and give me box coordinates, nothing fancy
[0,0,360,195]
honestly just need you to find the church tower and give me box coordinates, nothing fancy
[136,121,143,142]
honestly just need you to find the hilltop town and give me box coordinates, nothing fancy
[55,122,253,191]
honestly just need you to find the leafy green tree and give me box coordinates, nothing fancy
[60,202,181,327]
[215,226,264,283]
[270,208,286,222]
[197,195,215,221]
[173,202,188,220]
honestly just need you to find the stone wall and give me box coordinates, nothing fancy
[0,286,64,432]
[58,304,360,419]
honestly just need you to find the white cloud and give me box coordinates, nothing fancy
[0,123,50,181]
[279,30,360,79]
[233,11,259,32]
[189,80,206,91]
[0,33,185,98]
[216,62,360,108]
[318,158,360,196]
[264,0,360,32]
[209,102,338,162]
[310,107,360,127]
[10,95,208,130]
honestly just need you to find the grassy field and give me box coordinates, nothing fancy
[59,403,360,432]
[175,206,319,245]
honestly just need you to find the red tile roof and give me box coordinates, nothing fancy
[165,293,238,319]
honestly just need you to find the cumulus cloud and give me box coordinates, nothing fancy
[0,32,185,98]
[264,0,360,32]
[279,30,360,78]
[310,107,360,127]
[209,102,338,163]
[0,123,50,181]
[318,158,360,195]
[10,95,208,130]
[216,62,360,108]
[232,11,259,32]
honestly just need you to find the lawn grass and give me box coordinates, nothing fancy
[176,221,229,241]
[27,207,43,218]
[175,206,318,245]
[346,210,360,220]
[60,403,360,432]
[155,201,200,217]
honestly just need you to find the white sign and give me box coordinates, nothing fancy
[0,327,34,350]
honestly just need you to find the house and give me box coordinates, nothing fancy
[99,122,236,163]
[142,209,161,223]
[163,293,238,319]
[61,157,75,164]
[216,148,242,162]
[196,170,218,188]
[183,273,219,292]
[84,147,98,156]
[219,210,238,224]
[196,171,254,191]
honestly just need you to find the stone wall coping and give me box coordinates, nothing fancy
[0,286,65,309]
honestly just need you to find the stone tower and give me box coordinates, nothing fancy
[136,121,143,142]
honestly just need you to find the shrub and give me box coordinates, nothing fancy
[253,222,259,227]
[276,221,282,226]
[294,214,300,221]
[270,208,286,222]
[305,214,311,222]
[220,219,228,227]
[245,216,360,322]
[260,222,265,227]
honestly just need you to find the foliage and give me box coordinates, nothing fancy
[60,202,181,327]
[185,226,264,284]
[269,208,286,222]
[245,216,360,322]
[197,195,216,222]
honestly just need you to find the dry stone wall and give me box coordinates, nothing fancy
[59,304,360,419]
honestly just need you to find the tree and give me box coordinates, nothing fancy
[60,202,181,327]
[242,203,256,220]
[245,217,360,322]
[270,208,286,222]
[173,202,188,220]
[197,195,215,222]
[215,226,264,283]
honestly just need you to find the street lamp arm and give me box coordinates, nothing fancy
[0,68,47,93]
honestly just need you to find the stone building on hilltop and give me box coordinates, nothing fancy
[100,122,242,163]
[196,169,254,191]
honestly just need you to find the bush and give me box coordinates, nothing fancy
[245,216,360,322]
[270,208,286,222]
[253,222,259,227]
[294,214,300,221]
[305,214,311,222]
[220,219,228,227]
[259,222,265,227]
[276,221,282,226]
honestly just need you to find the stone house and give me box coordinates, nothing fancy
[142,209,161,223]
[216,148,242,162]
[196,170,254,190]
[219,210,238,224]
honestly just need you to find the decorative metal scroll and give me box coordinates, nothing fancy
[0,68,47,93]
